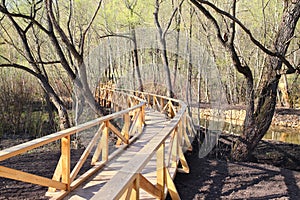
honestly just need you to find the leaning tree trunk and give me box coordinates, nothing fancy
[231,1,300,161]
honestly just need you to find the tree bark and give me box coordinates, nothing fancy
[190,0,300,161]
[231,1,300,161]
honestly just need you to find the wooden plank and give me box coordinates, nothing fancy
[0,166,66,190]
[90,171,138,200]
[57,91,190,199]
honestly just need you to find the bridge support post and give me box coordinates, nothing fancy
[61,135,71,191]
[156,143,165,199]
[102,121,109,161]
[132,174,140,199]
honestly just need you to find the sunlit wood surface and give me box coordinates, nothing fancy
[65,109,170,200]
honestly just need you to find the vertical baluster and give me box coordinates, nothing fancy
[156,144,165,199]
[61,135,71,190]
[102,121,109,161]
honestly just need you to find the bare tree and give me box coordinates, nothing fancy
[190,0,300,161]
[0,0,105,129]
[154,0,184,97]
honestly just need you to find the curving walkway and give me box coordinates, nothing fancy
[0,88,195,200]
[65,109,170,199]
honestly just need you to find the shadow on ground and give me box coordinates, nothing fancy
[171,137,300,200]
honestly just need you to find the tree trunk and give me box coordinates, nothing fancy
[131,29,143,91]
[36,75,71,130]
[231,1,300,161]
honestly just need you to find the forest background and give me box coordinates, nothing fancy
[0,0,299,160]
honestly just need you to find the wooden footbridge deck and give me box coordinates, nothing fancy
[0,87,196,199]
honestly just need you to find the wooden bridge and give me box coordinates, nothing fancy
[0,86,196,199]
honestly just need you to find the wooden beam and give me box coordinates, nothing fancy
[164,167,181,200]
[70,123,104,182]
[48,156,62,192]
[0,166,66,190]
[61,136,71,190]
[139,174,160,199]
[129,111,141,135]
[178,144,190,173]
[117,113,130,146]
[90,171,138,200]
[91,132,105,165]
[0,101,144,162]
[102,121,109,162]
[108,121,128,144]
[131,175,140,200]
[120,184,133,200]
[171,128,179,168]
[157,144,165,199]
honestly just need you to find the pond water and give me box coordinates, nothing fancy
[196,119,300,145]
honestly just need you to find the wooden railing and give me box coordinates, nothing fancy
[0,89,146,199]
[93,88,195,199]
[0,86,196,199]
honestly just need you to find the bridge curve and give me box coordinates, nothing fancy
[0,86,196,200]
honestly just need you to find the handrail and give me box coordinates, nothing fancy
[0,89,146,199]
[0,103,143,162]
[92,88,194,199]
[0,86,195,200]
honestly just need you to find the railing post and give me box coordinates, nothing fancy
[160,97,164,110]
[157,143,165,199]
[132,175,140,199]
[102,121,109,161]
[171,127,178,168]
[61,135,71,191]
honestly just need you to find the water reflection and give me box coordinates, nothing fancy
[196,119,300,145]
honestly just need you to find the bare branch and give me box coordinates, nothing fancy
[67,0,74,47]
[229,0,236,45]
[192,0,297,73]
[80,0,103,55]
[163,0,184,38]
[189,1,226,45]
[99,33,133,41]
[154,0,163,38]
[190,0,253,80]
[0,63,40,78]
[0,4,49,34]
[45,0,81,60]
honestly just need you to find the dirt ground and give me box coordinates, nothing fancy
[1,136,300,200]
[172,136,300,200]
